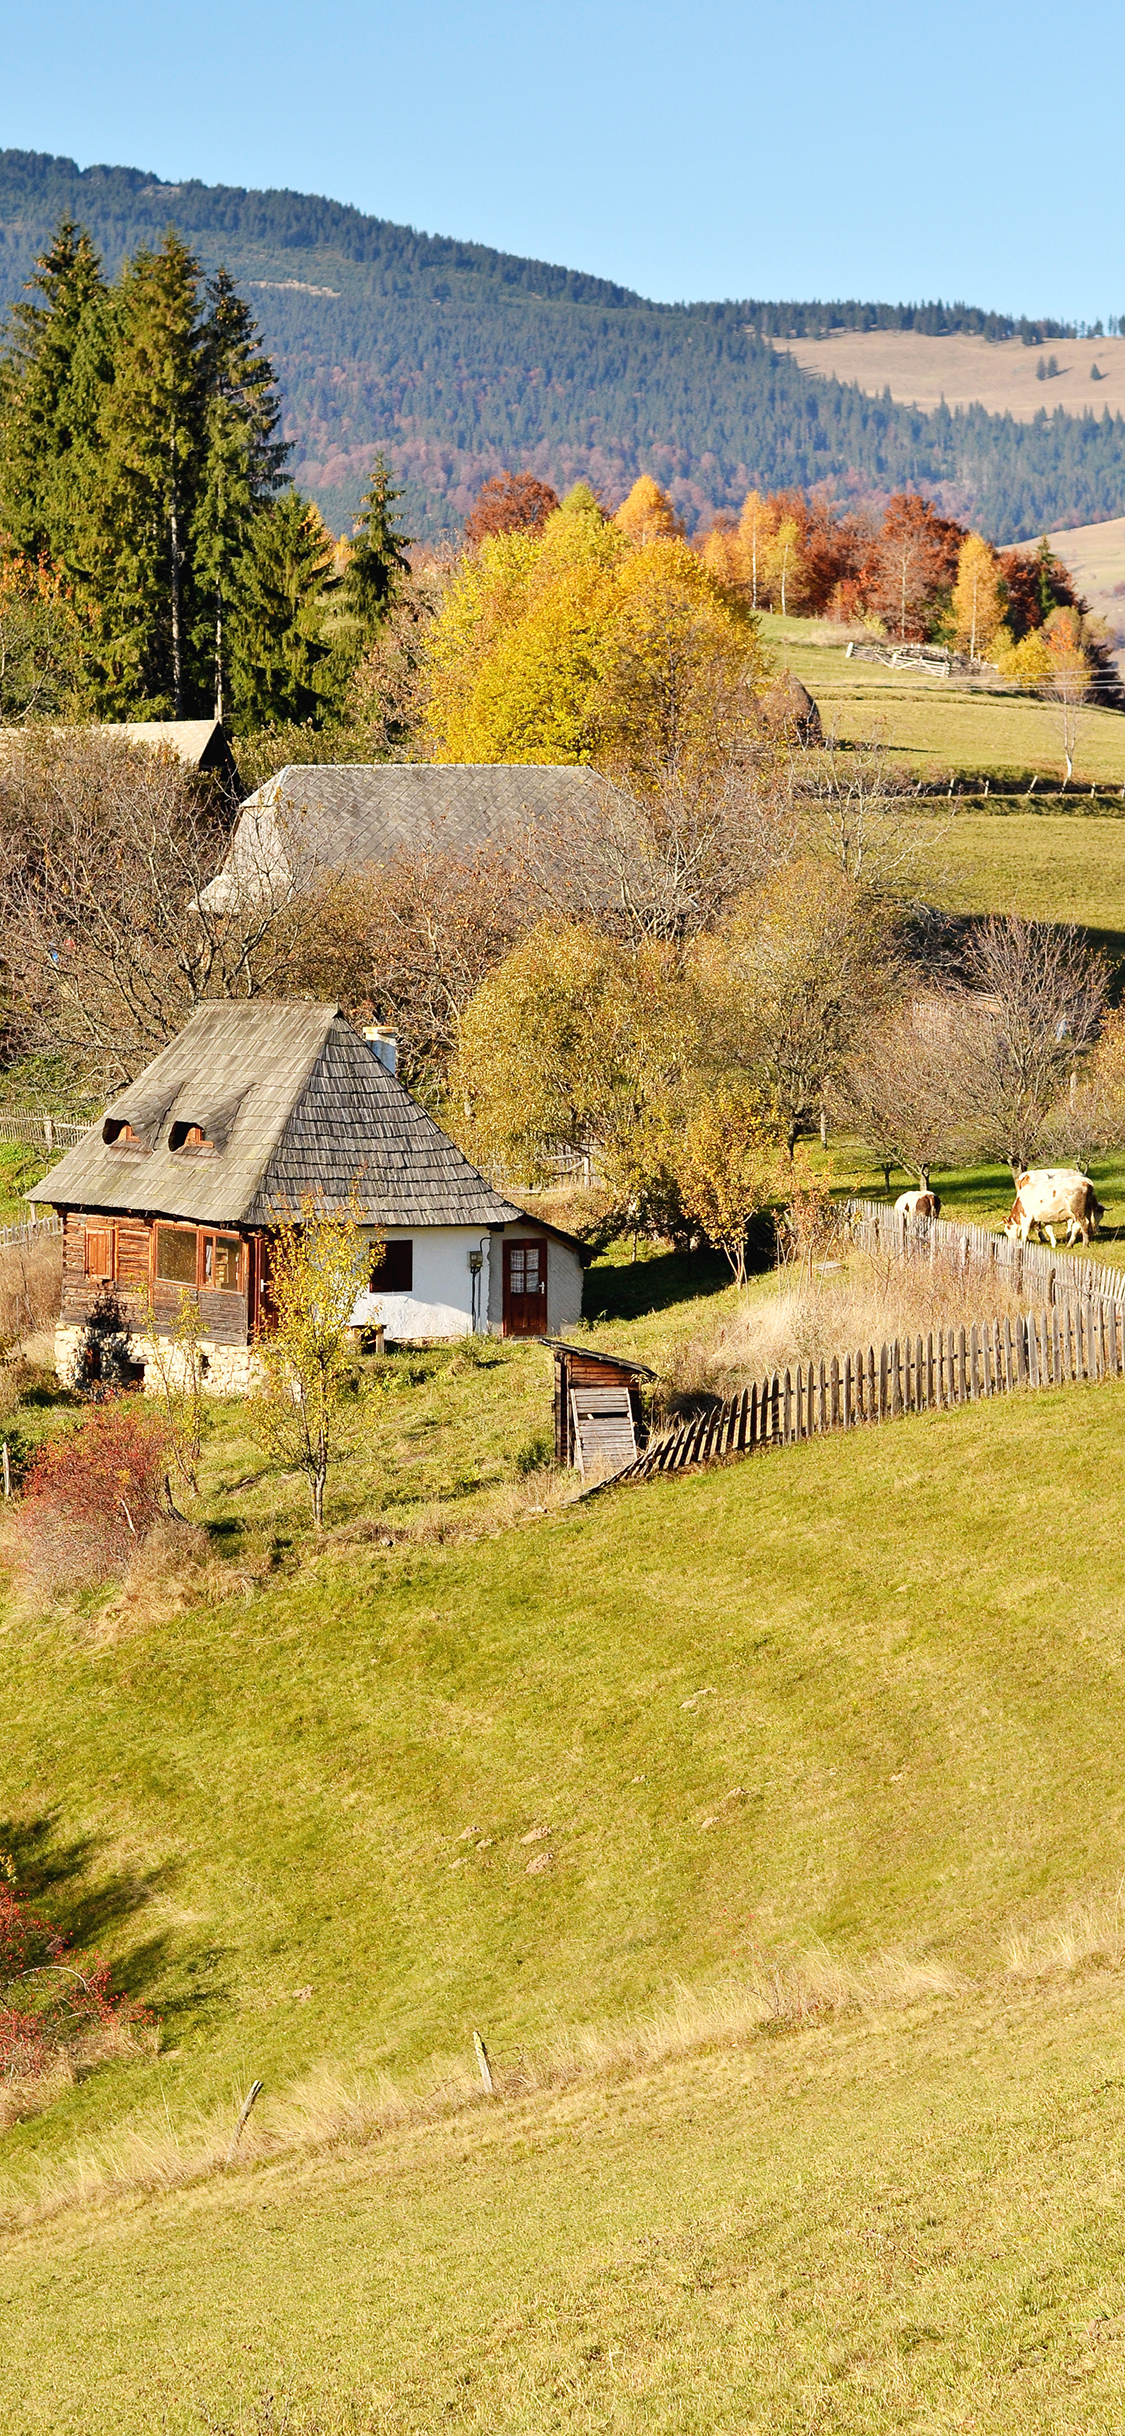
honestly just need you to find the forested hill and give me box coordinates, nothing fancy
[1,147,1123,545]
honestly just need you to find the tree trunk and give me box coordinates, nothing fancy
[214,583,223,724]
[170,491,184,719]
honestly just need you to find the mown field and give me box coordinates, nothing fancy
[760,611,1125,789]
[7,1361,1125,2429]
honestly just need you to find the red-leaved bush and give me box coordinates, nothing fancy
[14,1398,172,1590]
[0,1879,146,2119]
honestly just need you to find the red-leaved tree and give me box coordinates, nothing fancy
[465,470,560,545]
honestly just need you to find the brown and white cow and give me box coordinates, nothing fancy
[894,1189,941,1225]
[1004,1168,1104,1248]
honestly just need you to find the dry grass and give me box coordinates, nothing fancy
[1003,1881,1125,1978]
[0,1232,61,1346]
[2,1938,965,2228]
[0,2013,151,2134]
[657,1241,1033,1414]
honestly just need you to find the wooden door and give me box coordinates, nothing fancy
[503,1238,548,1336]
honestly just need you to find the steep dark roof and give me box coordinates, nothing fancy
[199,761,597,907]
[29,1002,523,1231]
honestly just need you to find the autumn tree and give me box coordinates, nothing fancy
[465,469,560,544]
[866,494,963,642]
[613,475,682,547]
[951,533,1008,662]
[836,999,966,1190]
[0,727,351,1090]
[707,862,902,1154]
[672,1084,779,1284]
[737,490,774,611]
[253,1191,372,1529]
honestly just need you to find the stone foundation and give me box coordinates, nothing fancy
[54,1323,261,1398]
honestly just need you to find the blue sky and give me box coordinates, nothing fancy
[3,0,1122,322]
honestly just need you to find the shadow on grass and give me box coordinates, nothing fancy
[584,1246,733,1325]
[0,1814,229,2024]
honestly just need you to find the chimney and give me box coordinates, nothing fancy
[364,1025,398,1077]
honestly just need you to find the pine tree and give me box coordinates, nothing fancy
[0,220,110,569]
[192,269,289,719]
[343,453,412,630]
[227,489,335,726]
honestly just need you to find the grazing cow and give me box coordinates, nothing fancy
[894,1189,941,1225]
[1004,1168,1104,1248]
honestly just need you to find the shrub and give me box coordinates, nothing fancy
[13,1398,172,1589]
[0,1873,145,2122]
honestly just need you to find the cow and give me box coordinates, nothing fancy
[894,1189,941,1225]
[1004,1168,1104,1248]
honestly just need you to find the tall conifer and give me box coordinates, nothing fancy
[192,269,289,719]
[0,220,110,568]
[344,453,412,630]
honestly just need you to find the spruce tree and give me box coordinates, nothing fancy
[192,269,289,720]
[88,232,208,714]
[227,489,335,726]
[0,220,111,569]
[344,453,412,630]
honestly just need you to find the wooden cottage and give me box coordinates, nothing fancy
[29,1001,583,1393]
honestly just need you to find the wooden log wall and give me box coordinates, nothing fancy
[606,1299,1125,1489]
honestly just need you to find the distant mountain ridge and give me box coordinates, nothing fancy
[1,147,1124,544]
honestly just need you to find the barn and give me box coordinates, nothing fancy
[28,1001,583,1393]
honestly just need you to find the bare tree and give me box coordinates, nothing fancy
[538,760,799,949]
[835,996,968,1190]
[949,916,1107,1177]
[791,735,940,891]
[0,728,350,1092]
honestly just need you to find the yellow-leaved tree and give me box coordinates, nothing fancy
[737,490,776,611]
[673,1084,780,1285]
[448,920,676,1181]
[613,475,683,547]
[254,1191,374,1529]
[952,534,1007,661]
[422,496,764,789]
[760,515,805,616]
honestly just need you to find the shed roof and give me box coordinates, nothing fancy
[28,1001,526,1232]
[199,761,598,907]
[98,719,237,779]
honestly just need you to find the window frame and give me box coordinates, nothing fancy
[151,1223,246,1295]
[373,1238,414,1295]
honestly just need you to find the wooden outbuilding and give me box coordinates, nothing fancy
[547,1341,655,1476]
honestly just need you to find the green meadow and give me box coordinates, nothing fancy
[6,1367,1125,2429]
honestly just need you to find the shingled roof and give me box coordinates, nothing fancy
[29,1002,523,1232]
[199,761,598,909]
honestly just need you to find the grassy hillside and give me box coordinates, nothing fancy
[7,1371,1125,2426]
[3,151,1125,539]
[763,614,1125,787]
[781,327,1125,423]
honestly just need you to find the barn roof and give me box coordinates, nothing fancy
[199,761,598,908]
[28,1001,524,1232]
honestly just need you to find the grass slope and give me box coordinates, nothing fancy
[7,1377,1125,2424]
[762,614,1125,788]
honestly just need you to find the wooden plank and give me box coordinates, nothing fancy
[830,1354,839,1429]
[891,1338,902,1419]
[878,1342,888,1421]
[957,1326,968,1403]
[818,1359,827,1435]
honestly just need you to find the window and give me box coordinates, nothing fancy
[508,1244,542,1297]
[373,1239,413,1293]
[203,1232,242,1292]
[155,1225,198,1285]
[103,1118,140,1147]
[169,1121,213,1153]
[83,1224,114,1280]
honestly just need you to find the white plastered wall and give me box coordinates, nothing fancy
[352,1227,490,1341]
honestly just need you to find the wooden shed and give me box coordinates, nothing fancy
[547,1341,655,1477]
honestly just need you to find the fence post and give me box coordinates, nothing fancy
[891,1339,902,1418]
[957,1326,967,1402]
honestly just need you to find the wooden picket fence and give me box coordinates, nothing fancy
[0,1108,90,1153]
[846,1195,1125,1312]
[0,1213,61,1253]
[605,1296,1124,1489]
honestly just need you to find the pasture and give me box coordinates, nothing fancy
[773,324,1125,425]
[760,613,1125,788]
[6,1369,1125,2427]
